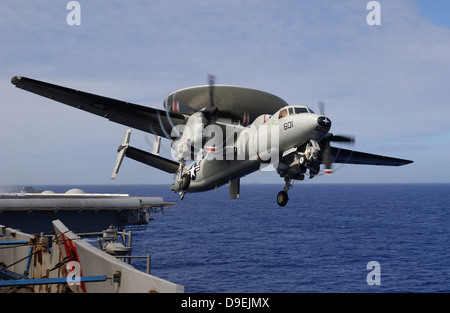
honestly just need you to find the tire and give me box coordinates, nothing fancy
[179,174,191,191]
[299,156,306,166]
[277,190,289,207]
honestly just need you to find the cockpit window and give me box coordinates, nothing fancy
[278,108,288,119]
[278,106,313,118]
[294,107,308,114]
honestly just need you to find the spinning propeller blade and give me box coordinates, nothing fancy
[201,74,219,121]
[318,101,355,174]
[208,74,215,109]
[321,133,355,174]
[318,101,325,116]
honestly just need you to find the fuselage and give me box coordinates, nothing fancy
[182,105,331,192]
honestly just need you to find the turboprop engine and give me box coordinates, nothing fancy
[171,112,207,161]
[277,140,322,180]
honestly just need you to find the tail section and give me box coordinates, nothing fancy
[112,129,178,180]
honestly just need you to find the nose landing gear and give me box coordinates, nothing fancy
[277,190,289,207]
[277,178,293,207]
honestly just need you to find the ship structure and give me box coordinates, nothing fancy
[0,187,184,293]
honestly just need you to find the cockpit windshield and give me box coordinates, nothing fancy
[294,107,309,114]
[278,106,313,119]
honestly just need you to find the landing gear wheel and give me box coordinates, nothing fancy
[179,174,191,191]
[299,155,306,166]
[277,190,289,207]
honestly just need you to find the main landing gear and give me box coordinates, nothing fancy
[171,158,190,200]
[277,178,293,207]
[178,174,190,200]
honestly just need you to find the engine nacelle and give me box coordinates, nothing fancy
[277,153,308,180]
[251,114,272,127]
[171,112,207,160]
[277,140,321,180]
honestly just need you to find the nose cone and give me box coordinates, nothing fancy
[317,116,332,128]
[309,116,331,141]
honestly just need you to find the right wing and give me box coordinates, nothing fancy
[331,147,413,166]
[11,75,186,139]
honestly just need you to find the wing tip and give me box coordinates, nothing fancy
[11,75,22,86]
[394,159,414,166]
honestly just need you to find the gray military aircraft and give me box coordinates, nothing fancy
[11,75,413,206]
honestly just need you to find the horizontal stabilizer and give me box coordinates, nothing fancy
[125,147,179,174]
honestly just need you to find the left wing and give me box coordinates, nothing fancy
[11,75,186,139]
[331,147,413,166]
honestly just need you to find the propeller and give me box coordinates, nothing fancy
[321,133,355,174]
[167,74,219,121]
[318,101,325,116]
[200,74,219,122]
[208,74,215,108]
[317,101,355,174]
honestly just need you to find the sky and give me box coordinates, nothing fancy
[0,0,449,187]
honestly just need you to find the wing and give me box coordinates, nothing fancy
[330,147,413,166]
[11,75,186,139]
[165,85,288,125]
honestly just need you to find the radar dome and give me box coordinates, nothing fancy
[65,188,85,194]
[41,190,56,194]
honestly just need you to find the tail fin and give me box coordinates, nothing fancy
[111,129,131,179]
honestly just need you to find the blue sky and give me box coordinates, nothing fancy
[414,0,450,28]
[1,0,449,186]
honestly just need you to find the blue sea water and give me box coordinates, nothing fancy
[33,184,450,293]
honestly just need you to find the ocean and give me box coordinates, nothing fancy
[26,184,450,293]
